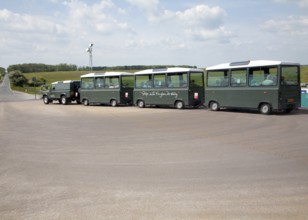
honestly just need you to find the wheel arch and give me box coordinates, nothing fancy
[258,102,272,110]
[258,102,272,114]
[208,99,219,108]
[110,99,118,107]
[174,99,185,109]
[136,98,144,105]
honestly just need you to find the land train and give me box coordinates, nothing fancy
[43,60,301,114]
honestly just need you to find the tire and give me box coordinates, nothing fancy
[61,96,67,105]
[137,100,145,108]
[111,99,117,107]
[83,99,89,106]
[43,96,49,104]
[260,103,271,115]
[175,101,184,109]
[210,101,219,111]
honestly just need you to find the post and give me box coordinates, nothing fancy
[32,76,36,100]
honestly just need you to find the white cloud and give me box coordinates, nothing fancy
[125,0,159,11]
[63,0,132,34]
[261,16,308,37]
[0,9,66,34]
[187,27,234,42]
[0,1,135,67]
[177,5,232,42]
[145,4,232,42]
[273,0,308,7]
[176,5,227,29]
[161,37,188,50]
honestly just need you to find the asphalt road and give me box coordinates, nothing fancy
[1,77,308,219]
[0,74,35,102]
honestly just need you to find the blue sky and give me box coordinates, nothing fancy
[0,0,307,68]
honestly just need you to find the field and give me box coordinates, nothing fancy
[26,71,91,83]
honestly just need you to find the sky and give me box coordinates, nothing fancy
[0,0,308,68]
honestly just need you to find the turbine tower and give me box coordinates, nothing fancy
[86,43,93,70]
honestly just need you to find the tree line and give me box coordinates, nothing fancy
[7,63,78,73]
[79,65,197,71]
[6,63,197,73]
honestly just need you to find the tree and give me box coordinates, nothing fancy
[0,67,5,74]
[28,77,47,87]
[0,67,5,82]
[9,71,28,87]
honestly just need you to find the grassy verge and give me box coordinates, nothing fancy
[11,85,40,95]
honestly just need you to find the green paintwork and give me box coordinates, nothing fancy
[41,80,80,104]
[205,64,301,113]
[79,73,134,106]
[134,69,204,108]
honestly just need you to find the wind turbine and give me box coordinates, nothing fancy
[86,43,93,70]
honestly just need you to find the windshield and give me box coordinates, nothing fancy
[281,66,299,86]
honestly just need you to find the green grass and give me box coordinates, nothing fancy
[301,65,308,83]
[25,71,87,83]
[24,70,136,84]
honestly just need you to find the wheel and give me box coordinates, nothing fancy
[260,103,271,115]
[175,101,184,109]
[83,99,89,106]
[137,100,145,108]
[61,96,67,105]
[210,101,219,111]
[111,99,117,107]
[43,96,49,104]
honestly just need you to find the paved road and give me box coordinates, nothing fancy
[0,74,35,102]
[0,84,308,219]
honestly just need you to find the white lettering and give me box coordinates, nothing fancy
[140,91,178,98]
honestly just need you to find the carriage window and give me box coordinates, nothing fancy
[281,66,299,86]
[207,70,229,87]
[122,76,134,88]
[190,72,203,88]
[154,74,166,88]
[81,78,94,89]
[135,75,152,89]
[167,73,188,88]
[105,76,119,88]
[231,69,247,87]
[95,77,104,89]
[249,67,277,87]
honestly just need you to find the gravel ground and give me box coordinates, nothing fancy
[1,75,308,219]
